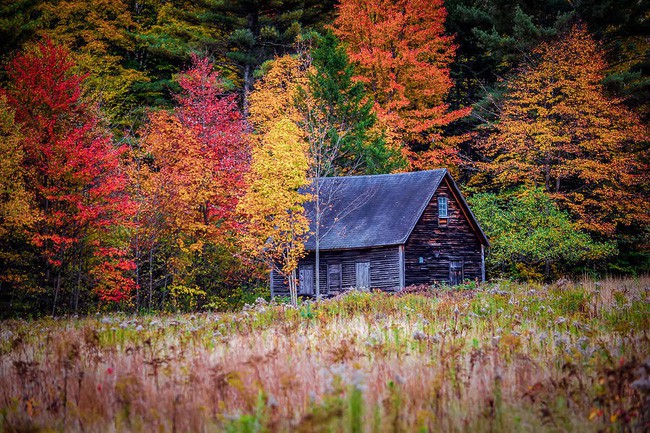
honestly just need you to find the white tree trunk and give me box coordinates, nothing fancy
[288,269,298,307]
[315,178,321,301]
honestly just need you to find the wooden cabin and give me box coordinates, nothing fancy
[270,169,489,297]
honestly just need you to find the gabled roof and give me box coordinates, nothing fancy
[302,169,489,251]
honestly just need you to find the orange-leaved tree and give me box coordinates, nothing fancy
[174,56,249,234]
[478,24,648,238]
[332,0,470,167]
[134,112,203,308]
[238,118,311,307]
[134,55,249,310]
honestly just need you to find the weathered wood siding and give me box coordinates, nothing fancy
[271,246,401,296]
[404,179,483,286]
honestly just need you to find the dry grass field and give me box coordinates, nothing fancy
[1,277,649,432]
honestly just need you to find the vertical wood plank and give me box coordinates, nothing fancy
[299,266,314,295]
[404,181,483,285]
[356,262,370,289]
[270,268,274,299]
[271,246,401,295]
[481,244,485,282]
[398,244,405,289]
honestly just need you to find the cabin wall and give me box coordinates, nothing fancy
[404,180,483,286]
[271,246,401,297]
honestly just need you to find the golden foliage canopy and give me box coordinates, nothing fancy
[479,24,649,236]
[238,117,311,280]
[248,54,311,138]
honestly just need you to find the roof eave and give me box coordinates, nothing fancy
[397,168,447,244]
[304,242,404,252]
[443,173,491,247]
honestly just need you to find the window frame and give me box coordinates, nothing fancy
[438,196,448,221]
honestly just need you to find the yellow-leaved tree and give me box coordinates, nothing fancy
[0,96,37,239]
[238,118,311,307]
[0,95,40,291]
[249,41,404,300]
[247,54,310,138]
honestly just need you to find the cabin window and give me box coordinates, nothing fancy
[438,196,448,218]
[449,261,464,286]
[328,264,342,292]
[356,262,370,289]
[299,265,314,295]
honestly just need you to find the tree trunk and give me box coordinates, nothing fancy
[243,64,252,118]
[73,243,83,315]
[544,260,551,279]
[161,274,168,309]
[315,178,321,301]
[134,225,140,311]
[52,271,61,316]
[74,264,82,315]
[288,269,298,308]
[315,221,320,301]
[148,244,154,311]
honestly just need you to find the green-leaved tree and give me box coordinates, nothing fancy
[469,188,615,280]
[295,32,404,299]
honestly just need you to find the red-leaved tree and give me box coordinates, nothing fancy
[4,39,136,312]
[175,56,249,230]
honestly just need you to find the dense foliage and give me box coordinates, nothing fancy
[2,40,135,315]
[238,118,311,307]
[0,0,647,315]
[333,0,470,168]
[131,56,249,312]
[476,25,648,238]
[469,188,615,280]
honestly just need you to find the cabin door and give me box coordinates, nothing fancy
[449,261,464,286]
[328,264,342,293]
[356,262,370,289]
[299,266,314,295]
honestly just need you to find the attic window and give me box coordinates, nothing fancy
[438,196,448,218]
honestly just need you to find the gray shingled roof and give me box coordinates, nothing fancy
[303,169,448,251]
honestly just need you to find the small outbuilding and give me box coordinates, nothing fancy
[271,169,489,297]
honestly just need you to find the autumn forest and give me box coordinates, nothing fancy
[0,0,648,317]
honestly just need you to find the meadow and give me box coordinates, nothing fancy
[1,277,648,433]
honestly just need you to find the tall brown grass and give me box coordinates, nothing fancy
[1,276,648,432]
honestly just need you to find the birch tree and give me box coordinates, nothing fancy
[238,119,311,307]
[295,32,402,299]
[249,34,402,300]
